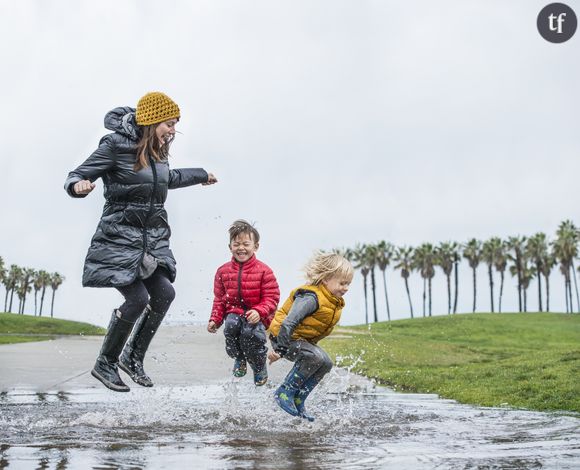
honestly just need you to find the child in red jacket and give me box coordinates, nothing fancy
[208,220,280,385]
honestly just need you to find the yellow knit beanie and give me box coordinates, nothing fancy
[135,92,181,126]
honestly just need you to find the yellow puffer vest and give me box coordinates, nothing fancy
[269,283,345,343]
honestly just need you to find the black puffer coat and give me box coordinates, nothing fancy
[65,107,208,287]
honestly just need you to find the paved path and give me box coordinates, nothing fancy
[0,325,369,392]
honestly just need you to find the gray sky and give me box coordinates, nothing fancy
[1,0,579,327]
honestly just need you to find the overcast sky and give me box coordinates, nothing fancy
[1,1,579,327]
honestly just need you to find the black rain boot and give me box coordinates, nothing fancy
[91,311,135,392]
[119,306,165,387]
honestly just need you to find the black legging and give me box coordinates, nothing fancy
[116,268,175,322]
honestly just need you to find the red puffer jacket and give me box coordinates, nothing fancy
[210,255,280,328]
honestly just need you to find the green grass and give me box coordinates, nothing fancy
[322,313,580,413]
[0,312,105,344]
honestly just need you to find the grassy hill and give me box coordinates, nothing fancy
[0,312,105,345]
[322,313,580,413]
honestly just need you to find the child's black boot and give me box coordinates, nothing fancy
[250,356,268,386]
[232,357,247,377]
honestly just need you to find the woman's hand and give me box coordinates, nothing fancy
[73,179,96,195]
[268,350,281,364]
[207,320,218,333]
[203,173,218,186]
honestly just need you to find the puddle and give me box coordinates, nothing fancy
[1,374,579,469]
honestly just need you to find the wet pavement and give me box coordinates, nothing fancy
[1,327,579,469]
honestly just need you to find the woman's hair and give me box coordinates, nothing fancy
[228,219,260,244]
[304,251,354,285]
[134,123,174,171]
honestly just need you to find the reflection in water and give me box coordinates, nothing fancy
[0,377,579,469]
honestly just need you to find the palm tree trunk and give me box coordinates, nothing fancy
[50,290,56,318]
[567,277,573,314]
[39,287,46,317]
[453,259,459,314]
[422,278,426,317]
[428,278,432,317]
[524,289,527,312]
[488,265,494,313]
[382,271,391,322]
[34,292,38,316]
[498,270,505,313]
[517,263,522,312]
[545,274,550,312]
[565,279,570,313]
[446,274,451,314]
[22,296,27,315]
[537,267,543,312]
[472,267,477,313]
[362,276,369,324]
[3,290,7,312]
[370,269,378,323]
[572,261,580,313]
[9,289,14,312]
[404,278,414,318]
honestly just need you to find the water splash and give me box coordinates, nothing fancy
[1,380,579,469]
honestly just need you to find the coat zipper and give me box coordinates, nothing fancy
[142,157,158,253]
[237,262,248,313]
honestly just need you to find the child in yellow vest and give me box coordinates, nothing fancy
[268,252,353,421]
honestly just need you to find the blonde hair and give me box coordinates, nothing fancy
[304,251,354,285]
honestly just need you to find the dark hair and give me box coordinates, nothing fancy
[134,123,174,171]
[228,219,260,244]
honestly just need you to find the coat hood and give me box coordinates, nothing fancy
[104,106,141,141]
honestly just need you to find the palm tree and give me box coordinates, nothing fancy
[560,220,579,312]
[506,236,527,312]
[553,221,578,313]
[413,243,436,317]
[36,270,51,317]
[0,257,6,312]
[394,246,414,318]
[526,233,549,312]
[365,244,380,323]
[5,265,22,313]
[376,240,394,321]
[352,244,370,324]
[49,272,64,318]
[541,252,556,312]
[493,240,508,313]
[33,270,50,316]
[482,237,502,313]
[17,268,35,315]
[463,239,482,313]
[436,242,455,314]
[520,264,536,312]
[452,243,461,314]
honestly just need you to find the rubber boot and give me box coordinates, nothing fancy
[274,365,306,417]
[91,311,135,392]
[294,376,320,422]
[233,357,247,377]
[249,354,268,386]
[119,306,165,387]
